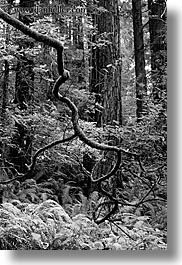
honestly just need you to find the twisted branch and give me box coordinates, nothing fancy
[53,75,139,156]
[0,8,140,222]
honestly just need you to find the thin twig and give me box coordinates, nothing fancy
[109,219,135,241]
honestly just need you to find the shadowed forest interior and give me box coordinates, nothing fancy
[0,0,167,250]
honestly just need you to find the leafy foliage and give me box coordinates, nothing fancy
[0,199,166,250]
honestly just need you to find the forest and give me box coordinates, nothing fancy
[0,0,167,250]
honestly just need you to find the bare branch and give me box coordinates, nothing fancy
[27,134,77,172]
[0,134,77,185]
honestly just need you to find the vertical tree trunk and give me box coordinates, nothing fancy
[90,0,122,127]
[1,2,11,120]
[132,0,147,122]
[0,3,11,203]
[89,0,122,194]
[1,61,9,119]
[148,0,167,103]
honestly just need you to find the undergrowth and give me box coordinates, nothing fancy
[0,199,167,250]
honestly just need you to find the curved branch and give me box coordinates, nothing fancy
[91,152,121,224]
[0,8,64,75]
[53,76,139,156]
[27,134,77,172]
[93,200,118,224]
[0,134,77,185]
[93,150,122,183]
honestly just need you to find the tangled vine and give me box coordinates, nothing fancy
[0,7,139,223]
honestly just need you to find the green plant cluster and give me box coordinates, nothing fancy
[0,96,167,248]
[0,199,166,250]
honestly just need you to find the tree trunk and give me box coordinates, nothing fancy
[132,0,147,122]
[148,0,167,103]
[89,0,122,195]
[0,7,10,202]
[0,2,11,121]
[90,0,122,127]
[1,60,9,120]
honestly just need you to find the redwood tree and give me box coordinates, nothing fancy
[132,0,147,121]
[89,0,123,194]
[148,0,167,103]
[90,0,122,127]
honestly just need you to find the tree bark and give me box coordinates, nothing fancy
[89,0,123,193]
[148,0,167,103]
[90,0,122,127]
[132,0,147,121]
[0,2,11,121]
[1,61,9,119]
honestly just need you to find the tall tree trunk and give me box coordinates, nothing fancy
[1,61,9,120]
[148,0,167,103]
[89,0,122,195]
[132,0,147,122]
[1,2,11,121]
[90,0,122,127]
[0,2,11,203]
